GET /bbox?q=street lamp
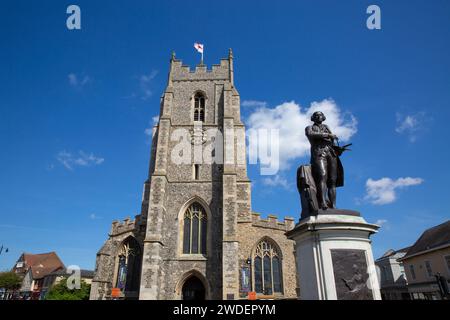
[435,273,450,300]
[0,245,9,255]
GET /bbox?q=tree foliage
[45,278,91,300]
[0,271,22,291]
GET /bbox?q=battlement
[110,216,136,236]
[251,212,295,231]
[169,49,233,82]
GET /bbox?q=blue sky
[1,0,449,270]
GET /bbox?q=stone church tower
[90,50,297,300]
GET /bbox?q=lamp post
[0,246,11,300]
[435,273,450,300]
[0,245,9,255]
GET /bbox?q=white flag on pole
[194,43,204,53]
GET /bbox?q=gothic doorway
[182,276,205,300]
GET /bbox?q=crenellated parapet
[251,212,295,231]
[110,217,137,236]
[168,49,234,83]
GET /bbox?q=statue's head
[311,111,326,123]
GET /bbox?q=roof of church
[402,220,450,259]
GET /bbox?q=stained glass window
[115,237,142,292]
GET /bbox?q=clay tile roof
[22,252,65,280]
[403,220,450,259]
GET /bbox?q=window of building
[425,261,433,277]
[381,265,387,281]
[194,93,205,122]
[386,265,393,281]
[409,264,416,280]
[444,255,450,275]
[193,164,200,180]
[253,239,283,295]
[399,264,406,281]
[183,202,207,255]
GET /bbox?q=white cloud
[144,116,160,138]
[261,175,291,190]
[57,150,104,170]
[375,219,391,230]
[89,213,101,220]
[242,100,267,108]
[246,99,357,170]
[375,219,388,226]
[68,73,77,86]
[68,73,91,88]
[395,112,429,142]
[365,177,424,205]
[138,70,158,100]
[374,218,390,230]
[396,115,418,133]
[144,128,152,137]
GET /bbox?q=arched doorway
[182,276,205,300]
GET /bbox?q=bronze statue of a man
[305,111,344,210]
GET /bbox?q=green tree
[0,271,22,291]
[45,277,91,300]
[0,271,22,299]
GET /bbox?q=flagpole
[201,51,203,65]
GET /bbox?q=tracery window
[183,202,207,254]
[115,237,141,292]
[194,93,205,122]
[253,239,283,295]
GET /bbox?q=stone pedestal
[286,212,381,300]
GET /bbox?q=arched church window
[253,239,283,295]
[183,202,207,254]
[115,237,142,292]
[194,93,205,122]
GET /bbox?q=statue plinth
[286,213,381,300]
[313,208,360,217]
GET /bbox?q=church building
[89,50,298,300]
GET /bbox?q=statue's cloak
[297,165,319,218]
[332,149,345,188]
